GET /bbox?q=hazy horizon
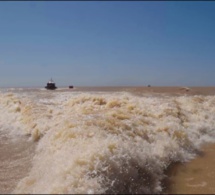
[1,84,215,89]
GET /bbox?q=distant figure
[148,85,151,87]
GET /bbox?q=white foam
[1,91,215,193]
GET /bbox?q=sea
[1,86,215,194]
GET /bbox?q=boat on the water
[69,85,74,89]
[45,78,57,90]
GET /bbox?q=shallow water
[165,143,215,194]
[0,87,215,194]
[0,131,35,194]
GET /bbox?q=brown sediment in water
[162,143,215,194]
[2,86,215,194]
[0,133,36,194]
[71,86,215,96]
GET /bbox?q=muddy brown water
[163,143,215,194]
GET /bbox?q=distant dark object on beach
[45,78,57,90]
[148,85,151,87]
[69,85,74,89]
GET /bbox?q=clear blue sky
[0,1,215,87]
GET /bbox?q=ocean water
[1,87,215,194]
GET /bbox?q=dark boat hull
[45,83,57,90]
[45,86,57,90]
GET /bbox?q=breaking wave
[1,90,215,194]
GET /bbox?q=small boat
[69,85,74,89]
[45,78,57,90]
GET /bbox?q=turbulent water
[1,87,215,194]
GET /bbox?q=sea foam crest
[1,92,215,193]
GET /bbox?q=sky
[0,1,215,87]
